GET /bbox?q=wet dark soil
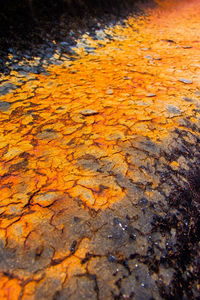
[0,0,154,75]
[152,172,200,300]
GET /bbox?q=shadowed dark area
[0,1,200,298]
[0,125,199,299]
[0,0,154,74]
[0,0,152,44]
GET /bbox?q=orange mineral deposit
[0,0,199,298]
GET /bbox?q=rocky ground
[0,0,200,299]
[0,0,153,75]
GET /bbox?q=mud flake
[182,45,192,49]
[146,93,156,97]
[80,109,99,116]
[32,191,65,207]
[167,105,182,115]
[182,96,194,102]
[36,129,59,140]
[8,158,28,173]
[107,89,113,95]
[0,101,11,111]
[179,78,193,84]
[3,147,22,160]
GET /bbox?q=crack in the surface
[23,189,41,209]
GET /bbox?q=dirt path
[0,0,200,299]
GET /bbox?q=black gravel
[0,0,154,75]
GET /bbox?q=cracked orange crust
[0,0,200,298]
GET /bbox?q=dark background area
[0,0,153,52]
[0,0,154,75]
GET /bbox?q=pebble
[182,97,193,102]
[139,198,148,206]
[179,78,193,84]
[0,101,11,111]
[95,29,106,40]
[0,83,18,95]
[36,129,59,140]
[146,93,156,97]
[60,41,70,47]
[164,39,176,43]
[167,105,181,114]
[84,46,96,52]
[107,255,116,263]
[144,55,153,60]
[80,109,99,116]
[182,45,192,49]
[107,89,113,95]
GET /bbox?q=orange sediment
[0,0,200,297]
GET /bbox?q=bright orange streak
[0,0,199,211]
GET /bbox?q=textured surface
[0,0,200,299]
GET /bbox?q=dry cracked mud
[0,0,200,299]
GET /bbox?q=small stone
[70,70,77,74]
[179,78,193,84]
[60,41,69,47]
[70,240,77,253]
[107,89,113,95]
[144,55,153,60]
[138,198,148,206]
[182,97,193,102]
[0,101,11,111]
[182,45,192,49]
[107,255,116,263]
[80,109,99,116]
[0,83,18,95]
[167,105,181,114]
[146,93,156,97]
[163,39,176,44]
[84,46,96,53]
[95,29,106,40]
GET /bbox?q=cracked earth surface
[0,0,200,299]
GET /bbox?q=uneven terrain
[0,0,200,299]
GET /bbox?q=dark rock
[182,45,192,49]
[0,101,11,111]
[167,105,181,114]
[146,93,156,97]
[80,109,99,116]
[0,83,18,95]
[182,97,194,102]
